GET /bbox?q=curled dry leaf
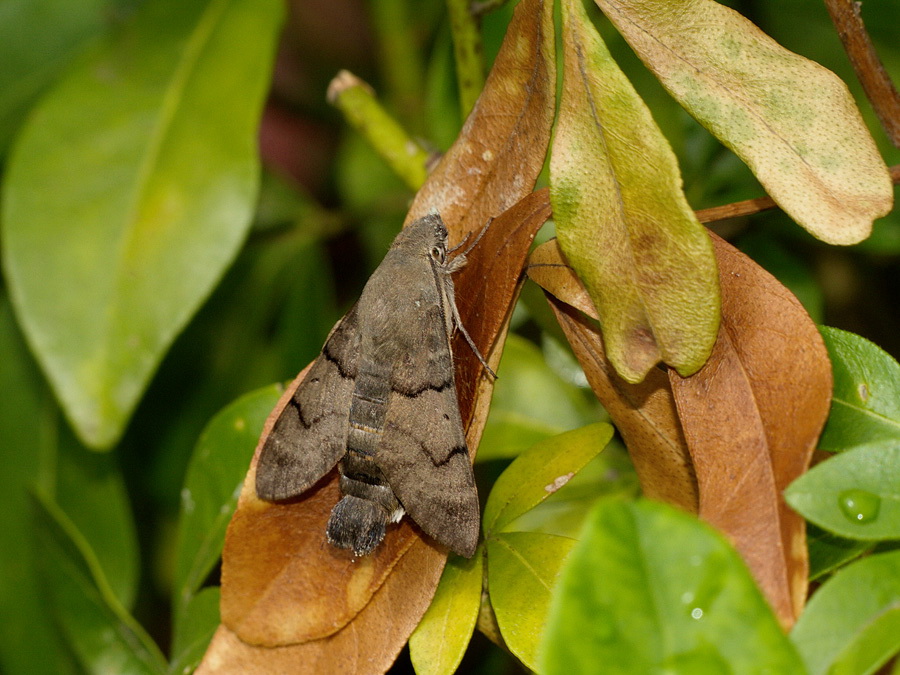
[528,233,832,627]
[204,0,555,665]
[552,0,720,384]
[593,0,893,245]
[528,240,698,514]
[669,232,832,627]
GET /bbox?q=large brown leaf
[528,233,832,627]
[669,232,832,626]
[202,0,555,662]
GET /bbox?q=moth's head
[394,212,449,260]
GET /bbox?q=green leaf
[807,525,873,581]
[0,0,120,155]
[511,441,640,540]
[785,441,900,540]
[551,0,720,383]
[170,586,220,675]
[56,426,140,609]
[482,423,614,534]
[173,384,281,620]
[0,297,72,674]
[33,491,167,675]
[819,327,900,452]
[409,551,483,675]
[593,0,892,245]
[540,499,805,674]
[791,550,900,675]
[488,532,575,671]
[2,0,285,448]
[478,334,602,462]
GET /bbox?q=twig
[823,0,900,148]
[327,71,429,191]
[696,164,899,225]
[695,195,778,224]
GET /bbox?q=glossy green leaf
[478,334,601,461]
[483,423,613,534]
[2,0,284,448]
[173,384,281,620]
[551,0,720,383]
[540,499,804,674]
[791,550,900,675]
[594,0,893,245]
[33,492,167,675]
[488,532,575,671]
[819,327,900,452]
[807,525,872,582]
[511,441,640,540]
[0,297,71,674]
[170,586,220,675]
[0,0,119,154]
[409,551,483,675]
[785,441,900,540]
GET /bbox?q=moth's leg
[448,217,493,258]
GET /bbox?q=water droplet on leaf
[838,489,880,524]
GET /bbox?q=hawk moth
[255,213,487,558]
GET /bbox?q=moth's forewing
[255,308,360,501]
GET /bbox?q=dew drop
[691,607,704,620]
[838,489,880,524]
[858,382,869,402]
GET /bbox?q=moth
[256,213,490,558]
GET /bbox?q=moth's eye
[430,246,445,263]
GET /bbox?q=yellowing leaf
[594,0,893,245]
[551,0,720,384]
[409,552,483,675]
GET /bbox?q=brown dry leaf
[213,194,550,650]
[528,234,832,627]
[199,537,446,675]
[528,240,698,513]
[669,232,832,627]
[205,0,555,657]
[404,0,555,237]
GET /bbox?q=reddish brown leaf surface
[528,234,832,627]
[529,240,698,513]
[404,0,555,238]
[204,0,555,663]
[669,232,832,626]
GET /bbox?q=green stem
[447,0,486,118]
[328,71,429,191]
[368,0,426,128]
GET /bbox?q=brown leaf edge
[528,233,832,627]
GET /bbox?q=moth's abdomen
[328,362,404,556]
